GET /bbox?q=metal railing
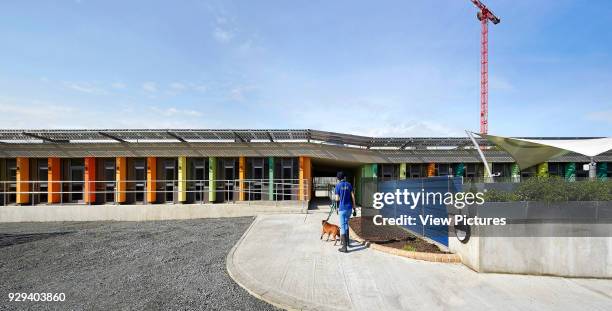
[0,178,309,206]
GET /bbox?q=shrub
[482,177,612,202]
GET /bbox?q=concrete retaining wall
[0,201,306,223]
[449,201,612,278]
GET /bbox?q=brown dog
[321,220,341,245]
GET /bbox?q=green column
[565,162,576,182]
[268,157,274,200]
[597,162,608,181]
[454,163,465,177]
[399,163,407,180]
[537,162,549,177]
[209,157,217,202]
[511,163,520,182]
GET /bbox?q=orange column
[116,157,127,203]
[299,156,312,201]
[16,157,30,204]
[427,163,436,177]
[238,156,246,201]
[147,157,157,203]
[84,157,96,204]
[48,157,60,203]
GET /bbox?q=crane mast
[469,0,500,134]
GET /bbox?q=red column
[84,157,96,204]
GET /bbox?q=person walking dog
[334,171,356,253]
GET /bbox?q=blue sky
[0,0,610,137]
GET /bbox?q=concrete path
[227,210,612,311]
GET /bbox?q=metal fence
[0,178,309,206]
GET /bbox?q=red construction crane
[469,0,500,134]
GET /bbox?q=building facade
[0,129,610,206]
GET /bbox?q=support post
[268,157,274,200]
[209,157,217,203]
[511,162,521,183]
[178,156,187,202]
[16,157,30,204]
[239,156,246,201]
[84,157,96,204]
[147,157,157,203]
[115,157,127,203]
[589,158,597,181]
[427,163,436,177]
[565,162,576,182]
[537,162,549,178]
[48,157,60,203]
[299,156,311,201]
[399,163,407,180]
[597,162,608,181]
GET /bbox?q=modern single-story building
[0,129,611,206]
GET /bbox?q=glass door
[250,158,264,200]
[280,158,294,200]
[162,160,176,203]
[222,159,236,202]
[103,159,116,203]
[69,160,84,203]
[134,160,146,203]
[37,160,48,204]
[192,159,207,203]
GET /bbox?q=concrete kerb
[348,227,461,263]
[226,216,344,311]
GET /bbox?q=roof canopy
[482,134,612,169]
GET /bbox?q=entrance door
[134,159,146,203]
[6,160,17,204]
[280,158,294,200]
[69,160,84,203]
[37,160,48,204]
[192,159,207,203]
[222,159,236,202]
[250,158,264,200]
[162,160,176,203]
[103,159,116,203]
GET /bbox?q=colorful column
[147,157,157,203]
[84,157,96,204]
[115,157,127,203]
[209,157,217,202]
[178,156,187,202]
[597,162,608,181]
[427,163,436,177]
[454,163,465,177]
[299,156,312,201]
[238,156,246,201]
[268,157,274,200]
[16,157,30,204]
[565,162,576,182]
[399,163,407,180]
[511,163,521,182]
[48,157,61,203]
[537,162,549,178]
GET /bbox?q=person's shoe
[338,243,348,253]
[339,234,345,246]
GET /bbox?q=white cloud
[63,81,106,94]
[169,82,187,91]
[213,27,234,43]
[150,106,202,117]
[142,82,158,93]
[111,82,127,89]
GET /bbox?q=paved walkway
[227,209,612,311]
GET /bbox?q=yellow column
[147,157,157,203]
[115,157,127,203]
[399,163,407,179]
[238,157,246,201]
[427,163,436,177]
[16,157,30,204]
[178,156,187,202]
[299,156,312,201]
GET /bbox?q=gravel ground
[0,218,279,311]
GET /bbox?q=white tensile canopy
[480,134,612,170]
